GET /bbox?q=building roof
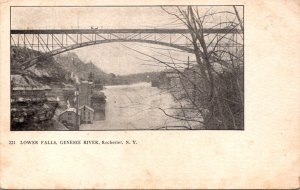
[47,97,59,102]
[63,83,76,90]
[79,105,94,112]
[81,80,93,85]
[59,107,80,116]
[91,91,106,98]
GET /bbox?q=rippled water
[80,82,192,130]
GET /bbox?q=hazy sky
[11,6,242,75]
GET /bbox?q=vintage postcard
[0,0,299,189]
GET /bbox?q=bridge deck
[11,28,241,34]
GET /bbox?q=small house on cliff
[58,108,80,127]
[79,105,94,124]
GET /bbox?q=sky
[11,6,242,75]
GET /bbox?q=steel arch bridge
[11,28,242,70]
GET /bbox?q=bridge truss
[11,28,243,69]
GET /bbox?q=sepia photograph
[10,6,244,131]
[2,1,300,189]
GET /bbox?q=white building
[79,105,94,124]
[58,107,80,127]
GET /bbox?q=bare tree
[158,6,244,129]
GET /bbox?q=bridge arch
[52,38,194,56]
[20,38,194,69]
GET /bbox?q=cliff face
[11,74,59,130]
[11,47,74,130]
[54,52,110,83]
[11,47,75,87]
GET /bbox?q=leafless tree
[159,6,244,129]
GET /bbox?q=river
[80,82,195,130]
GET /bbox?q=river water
[80,82,194,130]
